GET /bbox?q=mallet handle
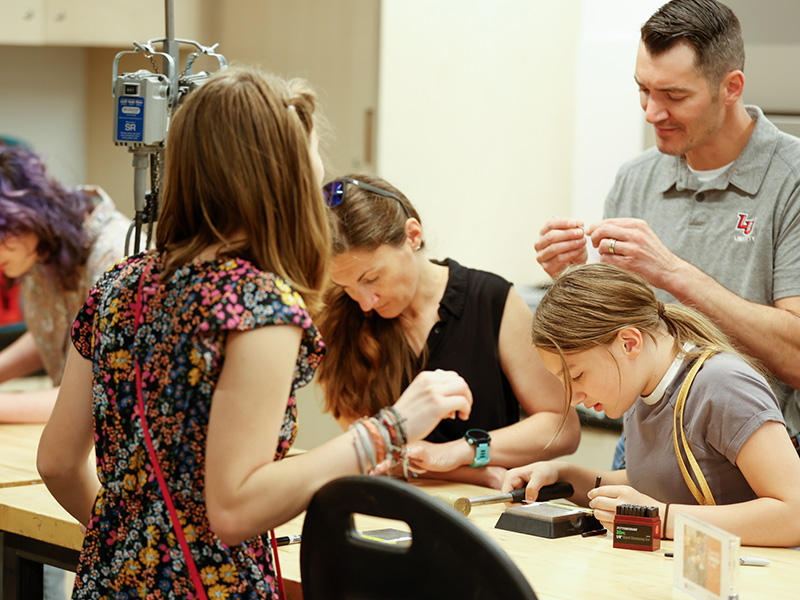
[468,482,574,506]
[535,481,574,502]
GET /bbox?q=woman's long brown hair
[315,174,424,420]
[156,66,330,313]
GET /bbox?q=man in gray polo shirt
[534,0,800,462]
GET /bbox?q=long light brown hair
[156,66,330,312]
[533,263,761,429]
[315,174,423,420]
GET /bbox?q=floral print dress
[70,252,324,599]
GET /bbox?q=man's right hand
[534,217,588,278]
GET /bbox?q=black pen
[581,528,607,538]
[276,534,302,547]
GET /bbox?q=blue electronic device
[116,96,145,143]
[113,70,170,148]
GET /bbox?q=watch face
[465,428,491,444]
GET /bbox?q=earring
[414,246,421,252]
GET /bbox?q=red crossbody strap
[270,529,286,600]
[133,261,209,599]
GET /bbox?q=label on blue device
[116,96,144,142]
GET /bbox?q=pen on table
[276,534,302,547]
[581,528,607,538]
[738,557,770,566]
[664,552,769,566]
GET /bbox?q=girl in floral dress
[38,66,473,599]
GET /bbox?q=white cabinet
[0,1,46,44]
[0,0,205,47]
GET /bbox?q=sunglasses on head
[322,177,412,219]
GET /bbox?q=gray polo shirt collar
[657,105,777,196]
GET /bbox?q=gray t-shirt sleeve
[682,353,784,464]
[625,352,784,505]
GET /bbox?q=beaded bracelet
[349,407,409,476]
[380,406,408,446]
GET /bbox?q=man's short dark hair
[642,0,745,88]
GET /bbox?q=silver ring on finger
[608,238,617,255]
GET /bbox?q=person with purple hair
[0,145,130,422]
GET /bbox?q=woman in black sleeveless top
[316,174,580,488]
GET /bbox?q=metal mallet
[435,482,575,516]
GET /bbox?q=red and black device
[612,504,661,551]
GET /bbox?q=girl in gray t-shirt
[501,263,800,547]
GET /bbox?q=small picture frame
[673,513,740,600]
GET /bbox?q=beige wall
[377,0,581,287]
[85,46,137,218]
[0,46,88,186]
[725,0,800,113]
[211,0,381,179]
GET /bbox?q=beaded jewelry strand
[349,407,409,476]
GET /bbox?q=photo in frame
[673,513,740,600]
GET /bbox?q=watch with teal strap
[464,428,491,468]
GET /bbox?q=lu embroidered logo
[736,213,755,236]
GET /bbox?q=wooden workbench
[274,479,800,600]
[0,424,798,599]
[0,424,44,488]
[0,424,80,598]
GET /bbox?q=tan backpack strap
[673,347,718,506]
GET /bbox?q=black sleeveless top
[414,259,520,443]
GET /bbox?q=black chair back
[301,476,538,600]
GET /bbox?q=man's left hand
[586,217,685,291]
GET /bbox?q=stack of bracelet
[350,406,409,476]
